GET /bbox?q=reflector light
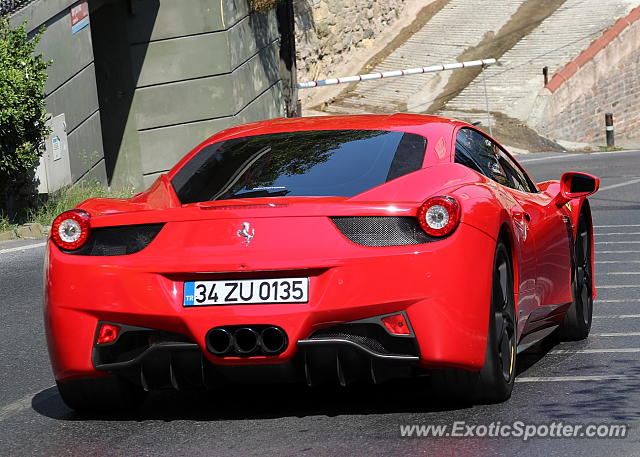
[96,323,120,345]
[51,209,91,250]
[381,314,411,335]
[417,196,461,237]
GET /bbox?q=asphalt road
[2,149,640,456]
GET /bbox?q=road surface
[1,149,639,456]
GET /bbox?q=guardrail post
[605,113,615,147]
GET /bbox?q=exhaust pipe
[234,327,260,354]
[260,326,287,354]
[206,328,233,355]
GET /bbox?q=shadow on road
[31,333,640,423]
[32,377,472,422]
[30,336,561,423]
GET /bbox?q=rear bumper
[44,222,496,383]
[88,319,420,389]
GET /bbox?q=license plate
[183,278,309,306]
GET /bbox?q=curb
[0,223,48,243]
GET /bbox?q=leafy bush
[29,183,135,227]
[250,0,280,12]
[0,18,50,222]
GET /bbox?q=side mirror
[555,172,599,207]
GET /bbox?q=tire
[430,239,517,404]
[57,375,146,412]
[558,211,593,341]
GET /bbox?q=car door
[482,131,573,306]
[490,143,572,311]
[455,128,575,333]
[454,129,538,301]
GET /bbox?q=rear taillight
[51,209,91,250]
[417,196,460,237]
[381,314,411,335]
[96,323,120,345]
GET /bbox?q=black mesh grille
[330,216,434,246]
[63,224,165,256]
[311,331,390,354]
[310,323,418,356]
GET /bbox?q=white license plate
[183,278,309,306]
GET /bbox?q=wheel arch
[497,223,520,296]
[576,198,596,299]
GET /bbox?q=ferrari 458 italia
[44,114,599,410]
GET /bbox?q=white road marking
[595,224,640,228]
[597,260,640,264]
[598,177,640,192]
[597,250,640,254]
[0,396,33,422]
[595,241,640,245]
[591,332,640,337]
[516,374,639,383]
[0,385,58,422]
[593,314,640,318]
[519,154,572,163]
[596,285,638,289]
[605,272,640,275]
[519,149,637,164]
[596,299,640,303]
[0,242,46,255]
[596,232,640,236]
[550,348,640,354]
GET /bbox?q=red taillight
[96,323,120,345]
[381,314,411,335]
[417,196,460,237]
[51,209,91,250]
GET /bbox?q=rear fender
[542,181,596,299]
[449,182,520,295]
[568,198,596,299]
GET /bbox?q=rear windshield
[171,129,426,203]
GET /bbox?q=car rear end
[44,123,496,406]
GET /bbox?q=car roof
[211,113,468,140]
[168,114,472,178]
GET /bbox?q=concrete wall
[11,0,108,187]
[10,0,287,191]
[531,7,640,145]
[294,0,418,108]
[122,0,284,188]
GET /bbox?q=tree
[0,17,50,222]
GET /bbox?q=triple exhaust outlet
[206,326,288,356]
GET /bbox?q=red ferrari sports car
[44,114,599,410]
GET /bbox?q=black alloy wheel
[559,212,593,340]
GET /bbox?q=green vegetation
[250,0,281,12]
[0,214,16,232]
[28,183,135,227]
[0,18,51,222]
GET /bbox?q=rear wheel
[57,375,146,412]
[559,212,593,341]
[430,239,517,403]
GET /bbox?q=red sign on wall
[70,1,89,35]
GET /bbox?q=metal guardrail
[0,0,35,17]
[297,58,497,89]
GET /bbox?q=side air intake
[61,223,165,256]
[330,216,435,247]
